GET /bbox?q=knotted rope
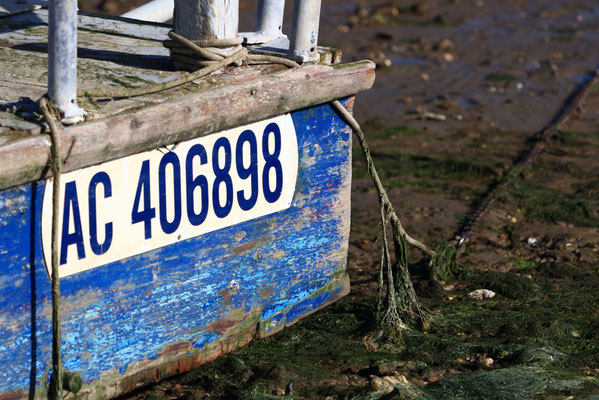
[79,31,299,100]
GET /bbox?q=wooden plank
[0,10,179,126]
[0,60,374,191]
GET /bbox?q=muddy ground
[80,0,599,398]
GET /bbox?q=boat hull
[0,101,352,399]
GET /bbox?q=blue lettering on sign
[212,137,233,218]
[43,117,297,278]
[60,181,86,265]
[185,144,209,226]
[88,171,113,255]
[236,130,259,211]
[124,125,285,232]
[131,160,156,239]
[158,152,182,234]
[262,122,283,203]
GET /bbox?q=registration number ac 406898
[41,115,298,278]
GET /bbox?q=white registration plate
[41,115,298,278]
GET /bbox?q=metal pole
[288,0,321,63]
[48,0,85,124]
[173,0,238,41]
[255,0,285,39]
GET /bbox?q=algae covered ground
[126,264,599,399]
[97,0,599,398]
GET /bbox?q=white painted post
[255,0,285,39]
[241,0,286,45]
[288,0,321,63]
[173,0,238,41]
[48,0,85,123]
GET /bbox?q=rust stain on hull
[0,391,27,400]
[204,319,238,336]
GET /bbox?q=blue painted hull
[0,102,352,399]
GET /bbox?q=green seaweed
[437,268,599,356]
[485,73,518,83]
[353,149,499,186]
[514,258,538,270]
[420,367,548,400]
[139,261,599,399]
[371,126,426,138]
[506,178,599,227]
[550,34,575,42]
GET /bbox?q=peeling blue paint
[0,101,353,397]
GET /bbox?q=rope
[79,31,300,101]
[164,31,245,69]
[164,32,301,69]
[331,100,432,333]
[40,97,63,400]
[331,100,435,258]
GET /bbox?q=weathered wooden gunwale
[0,9,375,191]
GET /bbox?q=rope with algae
[329,68,599,340]
[331,100,433,337]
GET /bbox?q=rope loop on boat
[164,31,300,70]
[164,32,245,70]
[331,99,434,334]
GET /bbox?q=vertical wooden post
[173,0,239,41]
